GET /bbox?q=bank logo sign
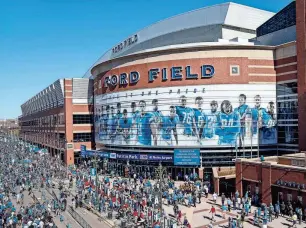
[103,65,215,88]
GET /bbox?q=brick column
[213,177,220,195]
[261,162,272,204]
[64,79,74,165]
[235,159,243,196]
[296,0,306,153]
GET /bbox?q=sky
[0,0,292,119]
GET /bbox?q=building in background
[19,78,93,165]
[88,1,300,178]
[0,119,19,137]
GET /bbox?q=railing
[67,206,92,228]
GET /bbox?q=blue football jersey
[152,110,163,123]
[161,115,179,140]
[119,118,132,139]
[234,104,249,136]
[107,116,117,136]
[175,106,195,135]
[193,108,207,138]
[251,107,272,135]
[136,113,154,145]
[234,104,249,121]
[204,111,219,138]
[215,111,240,145]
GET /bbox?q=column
[64,79,74,165]
[235,159,243,197]
[261,162,272,204]
[296,0,306,153]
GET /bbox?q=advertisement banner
[95,84,277,148]
[174,149,200,166]
[109,153,117,159]
[117,153,140,160]
[148,154,173,161]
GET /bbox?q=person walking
[209,205,216,222]
[221,193,225,206]
[292,213,297,228]
[274,202,280,219]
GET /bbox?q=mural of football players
[215,100,240,146]
[234,94,249,146]
[160,106,179,146]
[204,100,219,144]
[118,109,132,145]
[175,95,198,144]
[193,97,206,140]
[107,106,117,144]
[136,100,157,146]
[130,102,139,145]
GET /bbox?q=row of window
[73,115,92,124]
[73,133,93,142]
[21,115,93,127]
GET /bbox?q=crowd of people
[1,135,306,228]
[0,137,72,227]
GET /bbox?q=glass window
[278,126,298,144]
[73,115,92,124]
[73,133,92,142]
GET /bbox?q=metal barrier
[67,206,92,228]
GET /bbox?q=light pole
[155,162,167,228]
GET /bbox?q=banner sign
[81,149,109,158]
[117,153,139,160]
[116,153,173,162]
[174,149,200,166]
[147,154,173,161]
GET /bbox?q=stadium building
[89,1,302,179]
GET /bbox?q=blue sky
[0,0,292,118]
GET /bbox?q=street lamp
[155,162,167,228]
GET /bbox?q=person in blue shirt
[151,99,163,144]
[204,100,219,139]
[175,95,198,140]
[262,101,277,144]
[136,100,157,146]
[215,100,240,146]
[193,97,207,140]
[130,102,139,145]
[101,105,110,143]
[234,94,249,146]
[107,106,118,144]
[118,109,132,145]
[251,95,273,138]
[160,106,179,146]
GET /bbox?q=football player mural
[95,84,277,147]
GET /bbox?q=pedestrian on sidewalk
[209,205,216,222]
[222,204,227,219]
[221,193,225,206]
[212,192,217,204]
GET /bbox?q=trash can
[121,219,126,228]
[107,210,112,219]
